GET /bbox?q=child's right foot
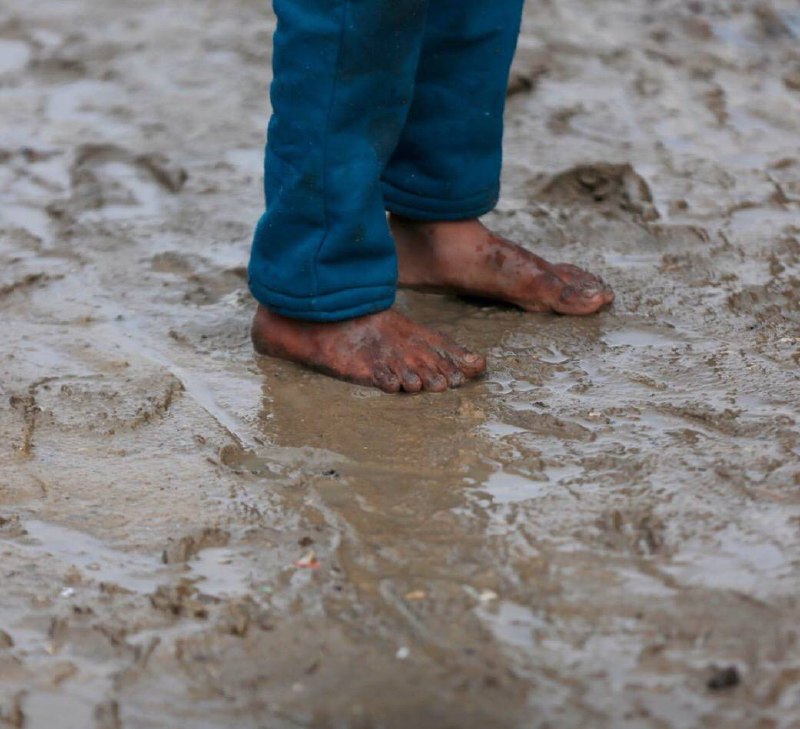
[251,306,487,393]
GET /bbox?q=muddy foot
[391,215,615,315]
[251,306,487,393]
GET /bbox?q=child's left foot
[391,215,614,315]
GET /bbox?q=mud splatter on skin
[251,306,486,393]
[392,217,615,314]
[1,1,800,728]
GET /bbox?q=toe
[553,262,602,282]
[525,266,613,315]
[525,270,573,312]
[436,357,465,388]
[417,365,449,393]
[399,368,423,393]
[455,350,487,379]
[553,263,607,291]
[555,284,611,315]
[372,364,401,393]
[447,348,487,379]
[422,330,487,379]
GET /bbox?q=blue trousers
[248,0,525,321]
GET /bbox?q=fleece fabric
[248,0,525,321]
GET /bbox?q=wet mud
[1,1,800,727]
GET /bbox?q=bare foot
[391,215,615,315]
[251,306,486,393]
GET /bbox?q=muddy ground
[1,0,799,727]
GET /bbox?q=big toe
[553,263,605,290]
[452,349,487,379]
[549,265,614,314]
[554,284,613,315]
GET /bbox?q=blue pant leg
[381,0,525,221]
[249,0,429,321]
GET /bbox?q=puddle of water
[482,420,529,439]
[9,522,258,601]
[189,547,254,598]
[18,520,164,593]
[477,601,547,652]
[485,373,515,396]
[479,470,549,504]
[485,373,540,396]
[0,204,53,242]
[663,524,797,597]
[784,12,800,38]
[604,327,683,349]
[22,692,96,729]
[0,39,31,74]
[545,463,583,485]
[537,347,570,365]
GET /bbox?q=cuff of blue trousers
[249,279,396,322]
[382,180,500,221]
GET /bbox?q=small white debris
[395,646,410,660]
[60,587,75,598]
[478,590,499,603]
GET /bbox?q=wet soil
[1,1,800,727]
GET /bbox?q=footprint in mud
[23,371,184,440]
[68,143,187,217]
[150,251,248,306]
[530,163,660,223]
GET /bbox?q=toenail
[404,373,421,387]
[464,353,480,363]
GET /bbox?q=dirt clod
[707,665,741,691]
[531,163,660,222]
